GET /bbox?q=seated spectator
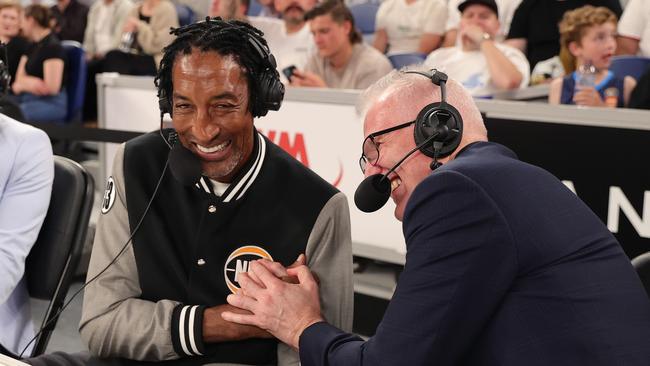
[629,65,650,108]
[617,0,649,56]
[0,109,54,356]
[372,0,447,55]
[549,5,636,107]
[291,0,392,89]
[505,0,622,70]
[424,0,529,97]
[10,4,67,123]
[0,1,29,87]
[443,0,521,47]
[209,0,248,20]
[102,0,178,76]
[82,0,133,120]
[249,0,317,83]
[51,0,89,42]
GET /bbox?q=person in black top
[0,1,30,88]
[629,65,650,109]
[50,0,88,43]
[505,0,622,69]
[10,4,66,123]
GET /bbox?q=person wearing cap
[424,0,529,97]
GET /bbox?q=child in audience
[549,5,636,107]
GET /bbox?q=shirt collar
[193,130,266,203]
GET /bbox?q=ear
[568,41,581,57]
[343,20,352,37]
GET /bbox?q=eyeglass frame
[358,120,415,173]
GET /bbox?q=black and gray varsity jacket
[79,130,353,365]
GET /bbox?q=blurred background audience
[425,0,529,97]
[51,0,89,42]
[617,0,649,56]
[0,1,29,87]
[101,0,177,76]
[372,0,447,56]
[10,4,67,123]
[443,0,520,47]
[291,0,391,89]
[549,5,636,107]
[82,0,132,121]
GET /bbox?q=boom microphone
[354,132,439,213]
[169,142,202,186]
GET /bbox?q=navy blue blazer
[299,142,650,365]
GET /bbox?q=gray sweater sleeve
[79,145,182,361]
[277,191,354,365]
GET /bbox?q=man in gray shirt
[289,0,393,90]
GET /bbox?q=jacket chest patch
[223,245,273,294]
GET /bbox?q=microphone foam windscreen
[169,142,202,186]
[354,174,391,213]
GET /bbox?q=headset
[405,69,463,165]
[354,69,465,213]
[157,27,284,119]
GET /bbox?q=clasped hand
[221,256,324,350]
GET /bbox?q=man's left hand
[222,260,324,349]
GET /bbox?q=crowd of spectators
[0,0,647,126]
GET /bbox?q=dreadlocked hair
[155,17,271,117]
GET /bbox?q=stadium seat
[247,0,263,16]
[632,252,650,299]
[25,156,94,356]
[175,3,195,26]
[61,41,87,124]
[388,53,426,69]
[350,3,379,36]
[609,56,650,81]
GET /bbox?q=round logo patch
[224,246,273,293]
[101,177,116,214]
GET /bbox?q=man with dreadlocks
[79,18,353,365]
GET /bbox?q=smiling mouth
[195,140,230,154]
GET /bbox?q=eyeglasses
[359,120,415,173]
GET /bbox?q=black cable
[19,158,171,359]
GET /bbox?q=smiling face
[570,22,617,70]
[171,49,254,183]
[362,88,433,221]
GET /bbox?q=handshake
[221,254,325,350]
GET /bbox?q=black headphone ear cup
[252,71,285,117]
[413,102,463,158]
[158,89,172,116]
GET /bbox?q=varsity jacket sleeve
[79,144,184,361]
[277,191,354,365]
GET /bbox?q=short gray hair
[357,65,487,141]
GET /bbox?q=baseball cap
[458,0,499,17]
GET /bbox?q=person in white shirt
[372,0,447,55]
[425,0,529,97]
[616,0,650,56]
[443,0,521,47]
[249,0,317,83]
[82,0,133,120]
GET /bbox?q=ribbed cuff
[171,304,206,357]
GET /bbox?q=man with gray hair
[222,67,650,365]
